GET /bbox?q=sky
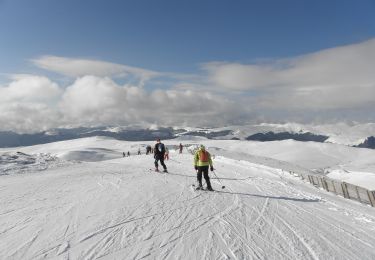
[1,0,375,133]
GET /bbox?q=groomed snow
[1,137,375,259]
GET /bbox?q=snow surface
[1,137,375,259]
[327,170,375,190]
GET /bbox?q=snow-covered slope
[1,137,375,259]
[208,139,375,172]
[198,122,375,145]
[327,169,375,190]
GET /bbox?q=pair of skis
[149,168,226,191]
[150,168,168,173]
[191,184,218,192]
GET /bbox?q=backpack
[157,143,165,153]
[198,150,209,162]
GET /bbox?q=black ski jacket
[154,143,165,159]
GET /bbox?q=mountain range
[1,123,374,149]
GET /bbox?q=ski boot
[206,179,214,191]
[195,181,203,190]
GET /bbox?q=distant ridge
[0,127,177,148]
[1,123,374,149]
[356,136,375,149]
[246,131,329,143]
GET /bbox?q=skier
[164,147,169,160]
[146,145,151,155]
[138,148,141,155]
[179,143,183,154]
[194,145,214,191]
[127,151,130,157]
[123,152,126,157]
[154,138,167,172]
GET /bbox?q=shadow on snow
[215,190,321,203]
[166,173,320,203]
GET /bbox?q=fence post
[332,180,338,194]
[320,177,327,190]
[312,176,318,186]
[368,190,375,207]
[341,182,349,199]
[308,175,313,184]
[355,185,361,202]
[322,178,329,191]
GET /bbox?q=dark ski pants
[154,154,167,170]
[197,166,212,189]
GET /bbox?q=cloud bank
[0,74,239,133]
[205,38,375,110]
[32,56,160,86]
[1,38,375,132]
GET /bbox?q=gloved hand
[194,166,198,171]
[210,166,214,171]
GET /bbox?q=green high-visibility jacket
[194,149,213,167]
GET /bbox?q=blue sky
[1,0,374,74]
[1,0,375,132]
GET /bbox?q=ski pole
[212,170,225,189]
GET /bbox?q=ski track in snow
[1,146,375,260]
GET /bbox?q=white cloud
[0,74,242,132]
[206,39,375,90]
[0,102,60,133]
[32,56,160,86]
[59,75,240,127]
[204,62,282,90]
[204,38,375,110]
[0,74,61,102]
[60,76,123,120]
[0,75,63,132]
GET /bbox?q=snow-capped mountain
[1,122,375,149]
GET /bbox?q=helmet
[200,144,205,150]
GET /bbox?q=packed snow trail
[1,152,375,259]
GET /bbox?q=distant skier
[127,151,130,157]
[194,145,214,191]
[164,147,169,160]
[123,152,126,157]
[138,148,141,155]
[179,143,183,154]
[146,145,151,155]
[154,138,167,172]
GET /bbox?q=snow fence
[290,171,375,207]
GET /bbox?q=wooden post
[367,190,375,207]
[313,176,318,186]
[308,175,313,184]
[355,185,361,202]
[322,178,329,191]
[319,177,326,189]
[341,182,349,199]
[332,180,337,194]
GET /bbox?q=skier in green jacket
[194,145,214,191]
